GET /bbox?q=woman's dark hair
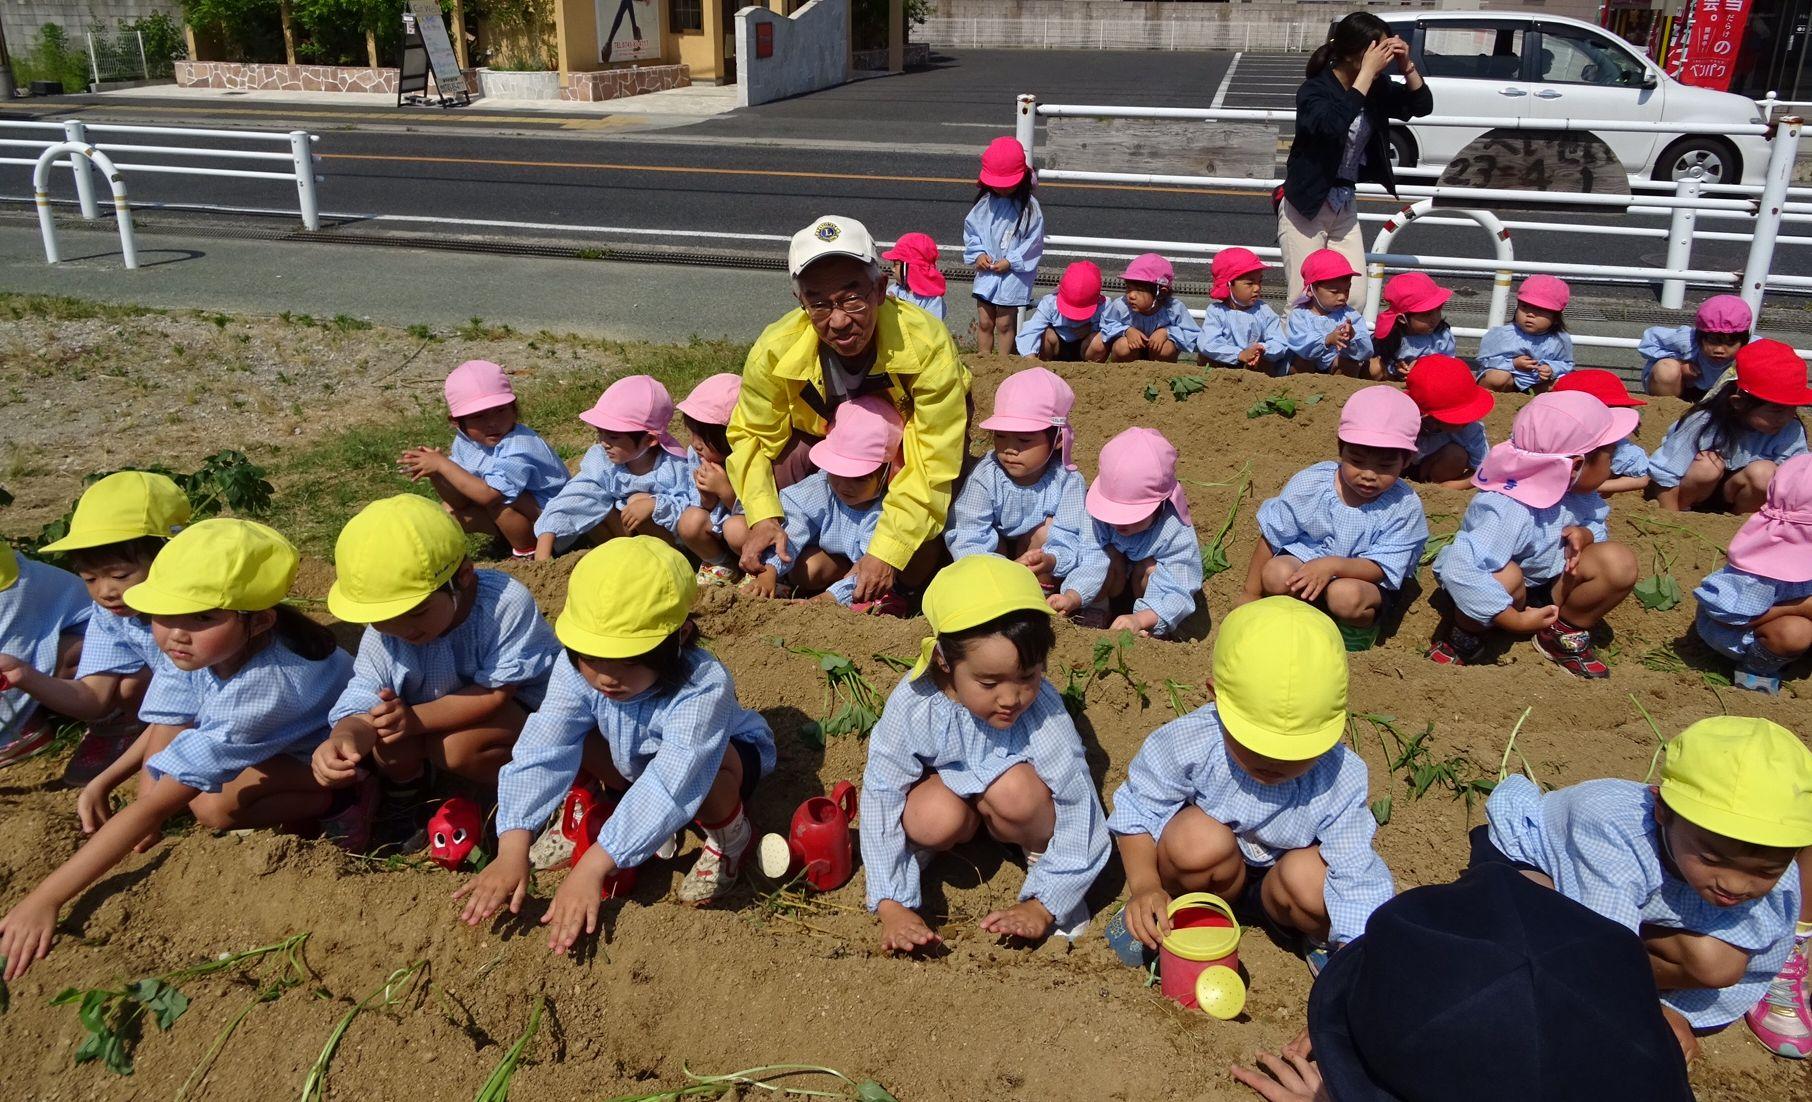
[975,173,1038,237]
[63,536,166,574]
[567,618,699,697]
[938,609,1056,674]
[1306,12,1391,78]
[272,605,340,662]
[682,413,730,459]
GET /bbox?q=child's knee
[902,778,980,850]
[1269,846,1330,913]
[1585,540,1639,587]
[677,507,713,545]
[981,763,1053,826]
[1158,808,1241,877]
[188,793,236,831]
[1260,554,1299,595]
[1324,579,1383,623]
[1656,934,1750,990]
[1738,460,1777,491]
[1759,615,1812,655]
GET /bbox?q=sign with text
[1665,0,1751,92]
[1435,131,1631,212]
[406,0,467,96]
[597,0,663,62]
[755,21,773,59]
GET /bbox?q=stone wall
[736,0,848,108]
[3,0,177,53]
[560,63,691,100]
[173,60,480,94]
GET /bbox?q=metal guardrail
[917,17,1320,53]
[0,120,323,231]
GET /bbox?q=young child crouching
[313,495,562,847]
[401,360,569,558]
[533,375,696,559]
[1642,295,1751,400]
[0,520,356,982]
[456,538,774,939]
[1110,598,1394,974]
[1245,387,1429,652]
[0,545,90,771]
[1693,455,1812,695]
[1476,276,1574,394]
[1094,254,1200,364]
[1649,340,1811,515]
[1403,354,1494,490]
[1015,262,1106,363]
[1047,428,1203,638]
[674,373,751,588]
[1198,248,1286,374]
[945,367,1085,592]
[1479,718,1811,1062]
[1430,392,1639,678]
[1368,271,1455,381]
[861,556,1108,952]
[1554,370,1651,497]
[1285,249,1373,376]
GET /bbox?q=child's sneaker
[1746,939,1812,1059]
[1735,666,1784,695]
[851,592,911,618]
[1533,621,1610,679]
[59,725,135,787]
[531,778,603,871]
[0,717,53,770]
[529,815,576,871]
[1428,627,1484,667]
[695,562,742,588]
[1304,939,1332,978]
[679,805,752,906]
[1338,622,1379,653]
[320,774,380,853]
[369,770,432,854]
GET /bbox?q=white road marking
[1210,51,1243,110]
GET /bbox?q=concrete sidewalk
[89,82,742,119]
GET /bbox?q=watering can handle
[832,780,859,821]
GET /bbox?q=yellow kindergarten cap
[124,518,298,616]
[328,495,468,623]
[40,471,191,554]
[556,537,695,658]
[1211,597,1348,762]
[0,543,16,592]
[910,555,1053,679]
[1658,717,1812,848]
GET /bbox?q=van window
[1536,28,1649,87]
[1421,25,1527,81]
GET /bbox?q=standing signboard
[1665,0,1752,92]
[400,0,469,106]
[597,0,663,62]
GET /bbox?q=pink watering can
[758,781,859,892]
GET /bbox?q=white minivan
[1374,12,1770,186]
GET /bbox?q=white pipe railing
[34,143,136,269]
[0,120,324,231]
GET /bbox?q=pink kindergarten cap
[1210,248,1267,302]
[881,232,948,299]
[1375,271,1453,340]
[1472,392,1639,508]
[1338,386,1422,453]
[1123,253,1175,290]
[1517,275,1570,313]
[1086,428,1192,526]
[579,375,688,457]
[979,367,1077,470]
[675,372,743,426]
[1727,454,1812,583]
[444,360,516,418]
[1693,294,1753,334]
[1056,261,1105,322]
[1301,248,1359,287]
[977,136,1030,190]
[809,394,904,478]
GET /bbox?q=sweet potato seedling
[474,995,544,1102]
[605,1063,898,1101]
[176,933,316,1101]
[1161,678,1196,717]
[300,959,428,1102]
[1093,631,1150,709]
[1246,391,1322,420]
[777,640,884,744]
[1495,707,1540,787]
[1142,374,1207,403]
[1188,463,1251,580]
[1630,693,1671,785]
[1633,546,1683,613]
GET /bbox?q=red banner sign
[1666,0,1751,92]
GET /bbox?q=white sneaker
[528,815,575,871]
[678,819,750,905]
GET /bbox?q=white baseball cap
[788,216,878,277]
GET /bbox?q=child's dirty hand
[980,899,1054,941]
[542,864,604,955]
[453,848,531,926]
[0,894,59,981]
[877,900,941,954]
[1123,888,1171,949]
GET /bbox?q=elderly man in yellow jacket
[731,215,973,605]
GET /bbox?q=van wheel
[1387,128,1417,169]
[1652,137,1738,185]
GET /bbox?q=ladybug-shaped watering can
[427,796,483,870]
[757,780,859,892]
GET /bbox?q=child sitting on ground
[1476,276,1574,393]
[861,556,1109,952]
[1198,247,1286,374]
[750,395,905,613]
[882,232,948,321]
[0,520,357,982]
[401,360,569,558]
[1642,295,1752,400]
[1245,387,1430,652]
[1555,370,1651,497]
[1015,262,1106,362]
[312,496,562,846]
[1649,340,1811,515]
[966,137,1044,354]
[455,537,774,932]
[674,374,751,587]
[0,545,90,771]
[1403,354,1494,490]
[0,472,187,784]
[1369,271,1456,381]
[1285,249,1373,375]
[1110,597,1394,975]
[1047,428,1203,638]
[1430,392,1640,678]
[1479,717,1811,1063]
[1693,455,1812,695]
[945,367,1086,592]
[1095,254,1200,364]
[532,375,695,559]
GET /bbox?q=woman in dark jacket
[1279,12,1432,312]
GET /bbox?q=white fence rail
[917,17,1319,53]
[0,120,322,230]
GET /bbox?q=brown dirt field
[2,352,1810,1101]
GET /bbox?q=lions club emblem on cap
[814,221,840,242]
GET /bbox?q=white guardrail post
[60,120,100,220]
[1016,93,1037,170]
[1363,199,1516,328]
[1661,169,1701,311]
[34,142,137,269]
[1741,116,1802,321]
[289,131,321,231]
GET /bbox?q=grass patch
[0,293,167,323]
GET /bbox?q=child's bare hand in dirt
[77,776,117,834]
[1110,610,1159,637]
[744,568,779,599]
[1501,604,1560,634]
[1228,1049,1325,1102]
[1047,591,1082,615]
[1122,888,1172,949]
[0,894,59,981]
[453,846,531,926]
[618,494,657,535]
[877,900,941,954]
[542,862,605,954]
[1282,1028,1312,1060]
[1287,559,1342,602]
[397,447,448,480]
[980,899,1054,941]
[1662,1004,1700,1064]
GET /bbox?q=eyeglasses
[801,292,873,322]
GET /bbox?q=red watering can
[561,777,638,899]
[758,781,859,892]
[427,796,484,870]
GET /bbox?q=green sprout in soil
[176,934,317,1101]
[870,652,914,674]
[605,1064,898,1101]
[1094,631,1150,708]
[1495,706,1541,787]
[776,640,884,744]
[1420,529,1456,567]
[1247,391,1322,420]
[1190,463,1252,580]
[1161,678,1196,717]
[474,995,544,1102]
[300,959,427,1102]
[52,932,311,1077]
[1633,545,1683,613]
[1631,693,1671,785]
[1350,712,1495,819]
[1143,374,1207,403]
[20,451,274,555]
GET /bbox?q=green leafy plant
[870,652,914,674]
[1246,391,1322,420]
[474,995,544,1102]
[777,641,884,744]
[176,934,315,1101]
[1158,374,1208,402]
[1631,693,1670,784]
[1419,526,1456,567]
[300,959,427,1102]
[330,314,372,332]
[52,933,310,1077]
[605,1064,897,1101]
[1161,677,1196,717]
[1093,631,1149,708]
[1192,463,1252,580]
[1369,794,1392,826]
[1633,546,1683,612]
[1350,712,1494,813]
[20,450,275,554]
[1494,706,1540,786]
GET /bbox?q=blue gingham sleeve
[495,658,594,834]
[960,197,987,264]
[1059,512,1113,607]
[1544,332,1576,377]
[327,628,392,726]
[1646,411,1709,489]
[945,459,1006,560]
[1161,297,1202,356]
[1006,198,1044,273]
[137,667,201,727]
[770,476,829,579]
[1014,298,1061,357]
[1096,298,1134,344]
[147,650,351,793]
[1611,439,1650,479]
[1197,306,1243,364]
[1433,493,1530,622]
[1315,749,1395,946]
[1474,324,1524,376]
[1256,305,1290,365]
[1343,312,1374,363]
[1485,776,1652,933]
[860,678,938,910]
[73,612,150,679]
[1134,512,1204,635]
[1041,472,1090,583]
[473,576,560,691]
[1286,308,1339,370]
[1019,684,1110,918]
[1662,879,1801,1029]
[1367,489,1431,589]
[645,454,697,533]
[1105,715,1205,839]
[534,447,614,539]
[1692,567,1783,626]
[1637,324,1693,370]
